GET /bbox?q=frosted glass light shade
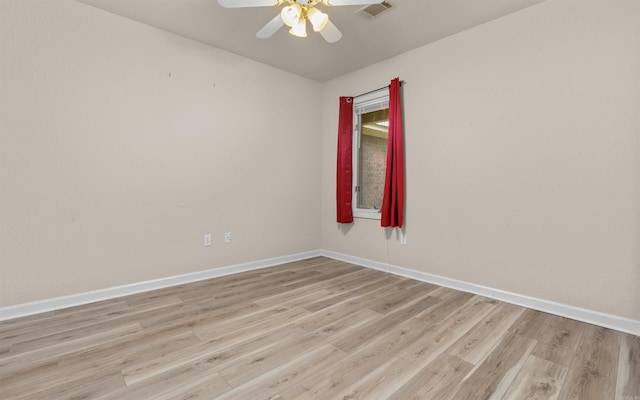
[289,18,307,37]
[280,4,302,27]
[307,7,328,32]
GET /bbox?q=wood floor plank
[395,295,498,368]
[532,315,585,367]
[0,323,144,375]
[558,325,621,400]
[331,294,441,353]
[214,344,346,400]
[16,370,125,400]
[293,279,399,333]
[2,330,202,398]
[158,373,231,400]
[388,352,474,400]
[301,275,402,313]
[10,316,146,355]
[452,331,538,400]
[279,315,435,400]
[121,323,306,385]
[501,355,568,400]
[175,273,267,301]
[122,294,183,313]
[56,328,202,370]
[217,330,324,387]
[415,288,477,324]
[137,299,262,335]
[282,268,384,296]
[333,356,422,400]
[510,308,555,340]
[206,279,290,303]
[447,301,525,364]
[0,300,132,348]
[254,287,335,309]
[615,334,640,399]
[307,307,381,340]
[0,360,59,393]
[192,305,310,340]
[367,281,438,314]
[193,308,310,352]
[502,355,568,400]
[96,360,230,400]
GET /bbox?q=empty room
[0,0,638,399]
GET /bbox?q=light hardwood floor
[1,257,638,399]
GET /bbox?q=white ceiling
[77,0,545,82]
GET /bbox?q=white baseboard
[0,250,322,322]
[321,250,640,336]
[2,249,638,336]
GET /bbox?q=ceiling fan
[217,0,384,43]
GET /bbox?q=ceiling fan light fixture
[289,18,307,37]
[219,0,356,42]
[280,3,302,27]
[307,7,328,32]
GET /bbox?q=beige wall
[320,0,640,320]
[0,0,321,306]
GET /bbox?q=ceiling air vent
[355,1,395,20]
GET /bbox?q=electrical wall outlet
[224,232,232,244]
[400,232,408,245]
[203,233,212,246]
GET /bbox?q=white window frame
[352,88,390,220]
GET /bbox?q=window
[353,88,389,219]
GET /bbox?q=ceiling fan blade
[217,0,280,8]
[256,14,285,39]
[323,0,383,6]
[319,19,342,43]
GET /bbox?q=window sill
[353,209,381,220]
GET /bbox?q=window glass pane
[358,107,388,210]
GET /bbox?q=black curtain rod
[354,80,405,98]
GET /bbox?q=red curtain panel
[381,78,404,228]
[336,96,354,223]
